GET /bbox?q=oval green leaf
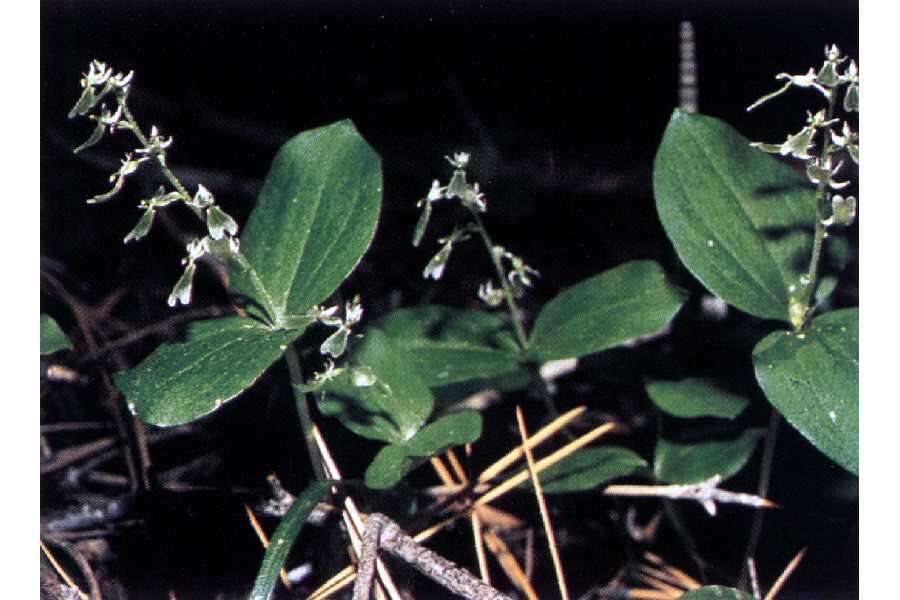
[528,260,684,361]
[249,480,332,600]
[318,328,433,444]
[364,445,412,489]
[376,305,523,387]
[406,410,483,456]
[680,587,754,600]
[653,110,834,322]
[539,447,647,494]
[114,316,308,427]
[41,314,72,354]
[364,410,483,489]
[753,308,858,474]
[646,378,749,420]
[654,428,765,484]
[230,120,382,325]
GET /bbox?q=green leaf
[654,428,765,484]
[114,316,309,427]
[230,120,382,325]
[40,314,72,354]
[653,110,843,323]
[113,121,382,428]
[430,369,532,413]
[319,328,433,444]
[376,305,524,387]
[753,308,858,474]
[539,447,646,493]
[646,378,749,420]
[249,481,332,600]
[364,410,483,489]
[528,260,684,361]
[679,587,754,600]
[405,410,483,456]
[364,445,413,489]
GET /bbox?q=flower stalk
[70,60,249,310]
[748,45,858,330]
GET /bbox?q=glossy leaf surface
[753,308,858,474]
[364,410,482,489]
[318,328,433,444]
[654,428,765,484]
[528,260,684,361]
[680,587,754,600]
[654,110,837,322]
[116,121,382,427]
[114,317,307,426]
[646,378,749,420]
[41,314,72,354]
[376,305,523,387]
[539,447,647,493]
[405,409,483,456]
[364,445,410,490]
[230,120,382,324]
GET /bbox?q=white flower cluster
[749,45,858,230]
[70,60,243,308]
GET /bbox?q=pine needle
[243,503,291,589]
[429,455,455,486]
[483,528,539,600]
[470,511,492,585]
[515,406,570,600]
[430,452,492,585]
[478,406,587,483]
[643,552,701,590]
[476,421,616,508]
[311,426,402,600]
[446,448,468,482]
[40,539,89,600]
[763,547,806,600]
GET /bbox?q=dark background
[41,2,858,598]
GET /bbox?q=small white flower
[478,280,504,307]
[427,179,444,202]
[446,152,471,169]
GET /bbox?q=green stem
[738,407,780,590]
[663,499,709,582]
[230,251,279,324]
[527,362,565,424]
[467,209,566,422]
[798,91,838,330]
[121,103,192,201]
[284,344,326,481]
[468,210,529,352]
[123,101,282,327]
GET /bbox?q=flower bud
[206,205,239,240]
[830,195,857,226]
[167,262,197,307]
[124,208,155,243]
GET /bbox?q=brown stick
[352,514,514,600]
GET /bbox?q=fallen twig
[604,475,777,516]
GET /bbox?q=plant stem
[527,363,565,425]
[230,251,279,324]
[121,103,192,201]
[662,499,709,582]
[468,209,567,419]
[284,344,326,481]
[798,91,838,330]
[123,100,282,326]
[468,210,529,352]
[738,407,780,590]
